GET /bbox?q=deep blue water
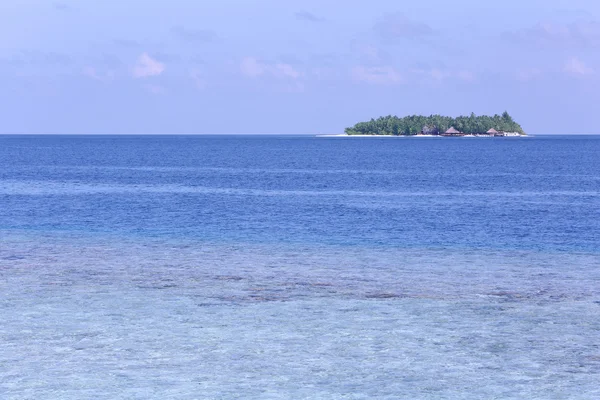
[1,134,599,251]
[1,135,600,399]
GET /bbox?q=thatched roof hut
[486,128,499,134]
[445,127,461,135]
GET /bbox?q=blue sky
[1,0,599,134]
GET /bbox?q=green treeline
[345,112,525,135]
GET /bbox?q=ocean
[1,135,599,399]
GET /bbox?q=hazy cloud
[85,54,123,69]
[82,66,115,82]
[275,64,301,79]
[240,57,301,80]
[279,54,304,66]
[411,67,475,83]
[1,51,72,67]
[171,26,217,43]
[82,66,100,80]
[280,81,305,93]
[551,8,593,18]
[143,84,166,94]
[456,70,475,82]
[152,52,181,63]
[190,69,206,89]
[113,38,142,48]
[564,57,594,76]
[352,43,394,65]
[507,21,600,48]
[351,66,403,85]
[188,55,205,65]
[53,2,70,11]
[515,67,542,82]
[374,12,433,43]
[37,52,72,65]
[240,57,265,78]
[310,53,340,67]
[132,53,165,78]
[294,11,324,22]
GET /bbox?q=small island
[345,112,526,137]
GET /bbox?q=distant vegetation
[345,112,525,135]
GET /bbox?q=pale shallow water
[1,135,600,398]
[2,234,600,399]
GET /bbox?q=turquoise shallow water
[1,135,600,398]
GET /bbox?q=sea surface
[1,135,599,399]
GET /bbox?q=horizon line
[2,132,600,136]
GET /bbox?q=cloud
[374,12,433,43]
[411,67,475,83]
[82,66,115,82]
[240,57,265,78]
[507,20,600,48]
[351,66,403,85]
[564,57,594,76]
[240,57,302,80]
[171,26,217,43]
[274,63,301,79]
[132,53,165,78]
[352,44,393,65]
[294,11,324,22]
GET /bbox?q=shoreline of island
[316,133,528,138]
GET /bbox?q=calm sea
[1,135,599,399]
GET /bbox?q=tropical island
[345,112,526,136]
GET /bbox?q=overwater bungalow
[486,128,499,136]
[443,127,462,136]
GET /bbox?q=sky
[1,0,600,134]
